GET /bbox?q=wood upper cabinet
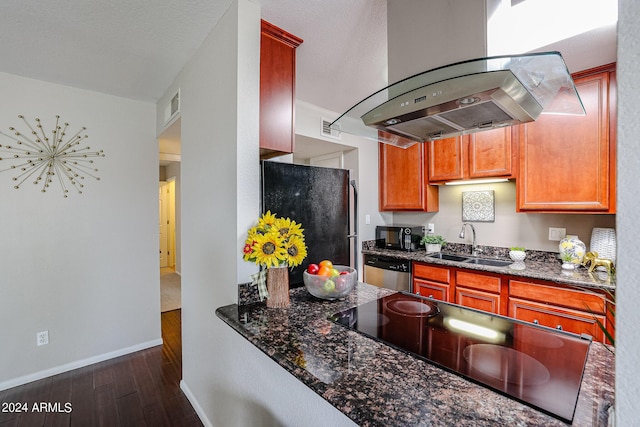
[468,127,516,178]
[259,20,303,157]
[379,133,439,211]
[517,64,616,212]
[428,136,465,181]
[428,128,515,183]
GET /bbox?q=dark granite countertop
[216,283,615,426]
[363,247,616,292]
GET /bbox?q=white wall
[159,1,356,425]
[0,72,159,389]
[387,0,487,82]
[615,0,640,424]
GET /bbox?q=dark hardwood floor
[0,310,203,427]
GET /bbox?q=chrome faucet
[459,222,482,256]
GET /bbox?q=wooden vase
[266,267,290,308]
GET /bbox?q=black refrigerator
[261,161,356,287]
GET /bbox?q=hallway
[161,267,181,312]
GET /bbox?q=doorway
[159,179,176,269]
[159,178,180,312]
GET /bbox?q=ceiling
[0,0,386,115]
[1,1,616,165]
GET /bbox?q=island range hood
[329,52,585,148]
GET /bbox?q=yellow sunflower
[258,210,278,229]
[284,235,308,267]
[252,231,287,268]
[273,217,304,240]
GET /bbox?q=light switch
[548,227,566,241]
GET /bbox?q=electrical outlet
[548,227,566,241]
[37,331,49,346]
[427,223,435,234]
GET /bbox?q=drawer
[509,280,606,314]
[413,263,451,284]
[456,270,501,293]
[509,297,606,342]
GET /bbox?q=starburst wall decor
[0,115,105,197]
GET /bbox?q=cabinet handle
[428,294,434,298]
[556,325,563,331]
[533,319,539,325]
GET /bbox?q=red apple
[307,263,319,275]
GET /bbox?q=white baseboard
[0,338,163,391]
[180,379,212,427]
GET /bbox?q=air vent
[164,89,180,125]
[321,118,341,140]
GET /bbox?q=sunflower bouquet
[243,211,308,300]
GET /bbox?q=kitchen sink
[463,258,513,267]
[427,252,512,267]
[427,253,471,262]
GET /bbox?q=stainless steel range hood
[330,52,585,148]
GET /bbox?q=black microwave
[375,225,424,251]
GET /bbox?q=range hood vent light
[330,52,584,148]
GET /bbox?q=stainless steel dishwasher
[363,254,411,292]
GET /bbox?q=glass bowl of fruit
[303,261,357,300]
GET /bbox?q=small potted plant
[509,246,526,262]
[421,235,446,253]
[560,252,575,270]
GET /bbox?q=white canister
[559,235,586,265]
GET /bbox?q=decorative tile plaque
[462,190,495,222]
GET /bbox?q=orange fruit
[317,265,332,276]
[319,260,333,269]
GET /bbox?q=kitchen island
[216,283,614,426]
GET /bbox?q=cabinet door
[468,127,515,178]
[413,279,450,301]
[259,21,302,155]
[428,137,465,181]
[509,298,605,342]
[379,139,439,211]
[517,66,614,212]
[455,287,501,314]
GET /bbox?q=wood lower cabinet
[517,64,616,212]
[379,137,439,211]
[412,263,451,301]
[410,262,613,343]
[509,279,609,343]
[428,128,515,183]
[509,298,606,342]
[454,270,505,315]
[259,20,303,157]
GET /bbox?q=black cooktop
[328,292,591,423]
